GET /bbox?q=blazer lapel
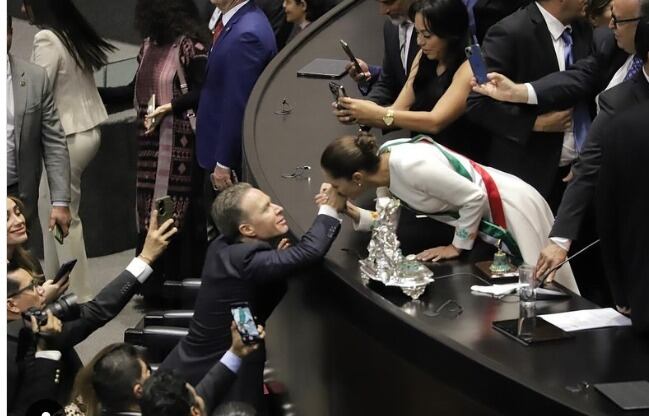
[633,75,649,103]
[214,2,255,48]
[10,56,27,157]
[527,4,560,74]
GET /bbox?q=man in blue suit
[161,182,345,411]
[197,0,277,231]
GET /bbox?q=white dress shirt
[399,22,414,73]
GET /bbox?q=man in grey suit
[6,15,71,242]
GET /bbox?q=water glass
[518,264,536,305]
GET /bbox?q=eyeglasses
[8,279,40,298]
[611,13,642,27]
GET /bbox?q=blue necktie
[561,29,591,152]
[624,54,644,81]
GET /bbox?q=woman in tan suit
[24,0,115,301]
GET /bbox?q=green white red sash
[379,136,523,264]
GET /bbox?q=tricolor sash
[379,136,523,264]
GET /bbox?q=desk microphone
[536,239,600,288]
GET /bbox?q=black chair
[144,310,194,327]
[124,325,188,363]
[163,278,202,308]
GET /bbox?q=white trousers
[39,127,101,302]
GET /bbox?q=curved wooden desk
[243,1,649,414]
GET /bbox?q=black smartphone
[493,318,573,346]
[53,223,64,245]
[230,302,261,345]
[465,42,489,85]
[328,81,347,102]
[340,39,364,75]
[155,196,174,225]
[53,259,77,284]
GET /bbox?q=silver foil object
[359,198,434,300]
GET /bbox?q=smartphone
[340,39,364,75]
[53,223,64,244]
[230,302,261,345]
[465,43,489,85]
[53,259,77,284]
[328,81,347,102]
[155,196,174,225]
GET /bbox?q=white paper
[470,283,525,297]
[539,308,632,332]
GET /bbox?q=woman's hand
[415,244,461,262]
[42,278,70,304]
[144,103,172,134]
[334,97,385,125]
[344,201,361,224]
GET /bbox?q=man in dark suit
[141,325,261,416]
[472,0,532,42]
[6,15,71,242]
[161,182,344,411]
[596,101,649,334]
[197,0,276,218]
[345,0,419,106]
[536,19,649,278]
[466,0,593,211]
[6,214,176,408]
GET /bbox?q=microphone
[536,239,600,288]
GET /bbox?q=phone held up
[329,81,348,109]
[465,38,489,85]
[155,196,174,226]
[53,259,77,285]
[230,302,262,345]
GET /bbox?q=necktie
[560,28,591,152]
[624,54,644,81]
[212,15,224,44]
[399,22,410,73]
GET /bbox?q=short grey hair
[212,183,253,240]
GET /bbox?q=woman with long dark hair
[24,0,115,302]
[100,0,210,302]
[334,0,487,163]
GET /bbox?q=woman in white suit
[24,0,115,301]
[320,135,578,292]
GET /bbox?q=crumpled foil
[359,198,434,300]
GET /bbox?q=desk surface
[243,1,649,414]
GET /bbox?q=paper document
[539,308,632,332]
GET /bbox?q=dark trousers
[203,170,219,241]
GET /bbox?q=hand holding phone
[155,196,174,226]
[230,302,262,345]
[465,43,489,85]
[53,223,65,245]
[329,81,348,109]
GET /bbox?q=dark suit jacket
[7,269,142,407]
[9,55,70,236]
[366,19,419,106]
[529,27,629,109]
[196,2,277,176]
[596,101,649,333]
[472,0,531,43]
[160,214,341,408]
[551,74,649,240]
[7,320,63,416]
[465,2,593,197]
[196,361,237,415]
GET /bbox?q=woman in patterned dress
[100,0,210,301]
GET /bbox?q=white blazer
[31,29,108,136]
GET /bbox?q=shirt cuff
[221,350,242,374]
[550,237,572,252]
[52,201,69,207]
[318,205,342,221]
[216,162,230,170]
[126,257,154,284]
[354,208,376,232]
[525,83,538,105]
[35,350,62,361]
